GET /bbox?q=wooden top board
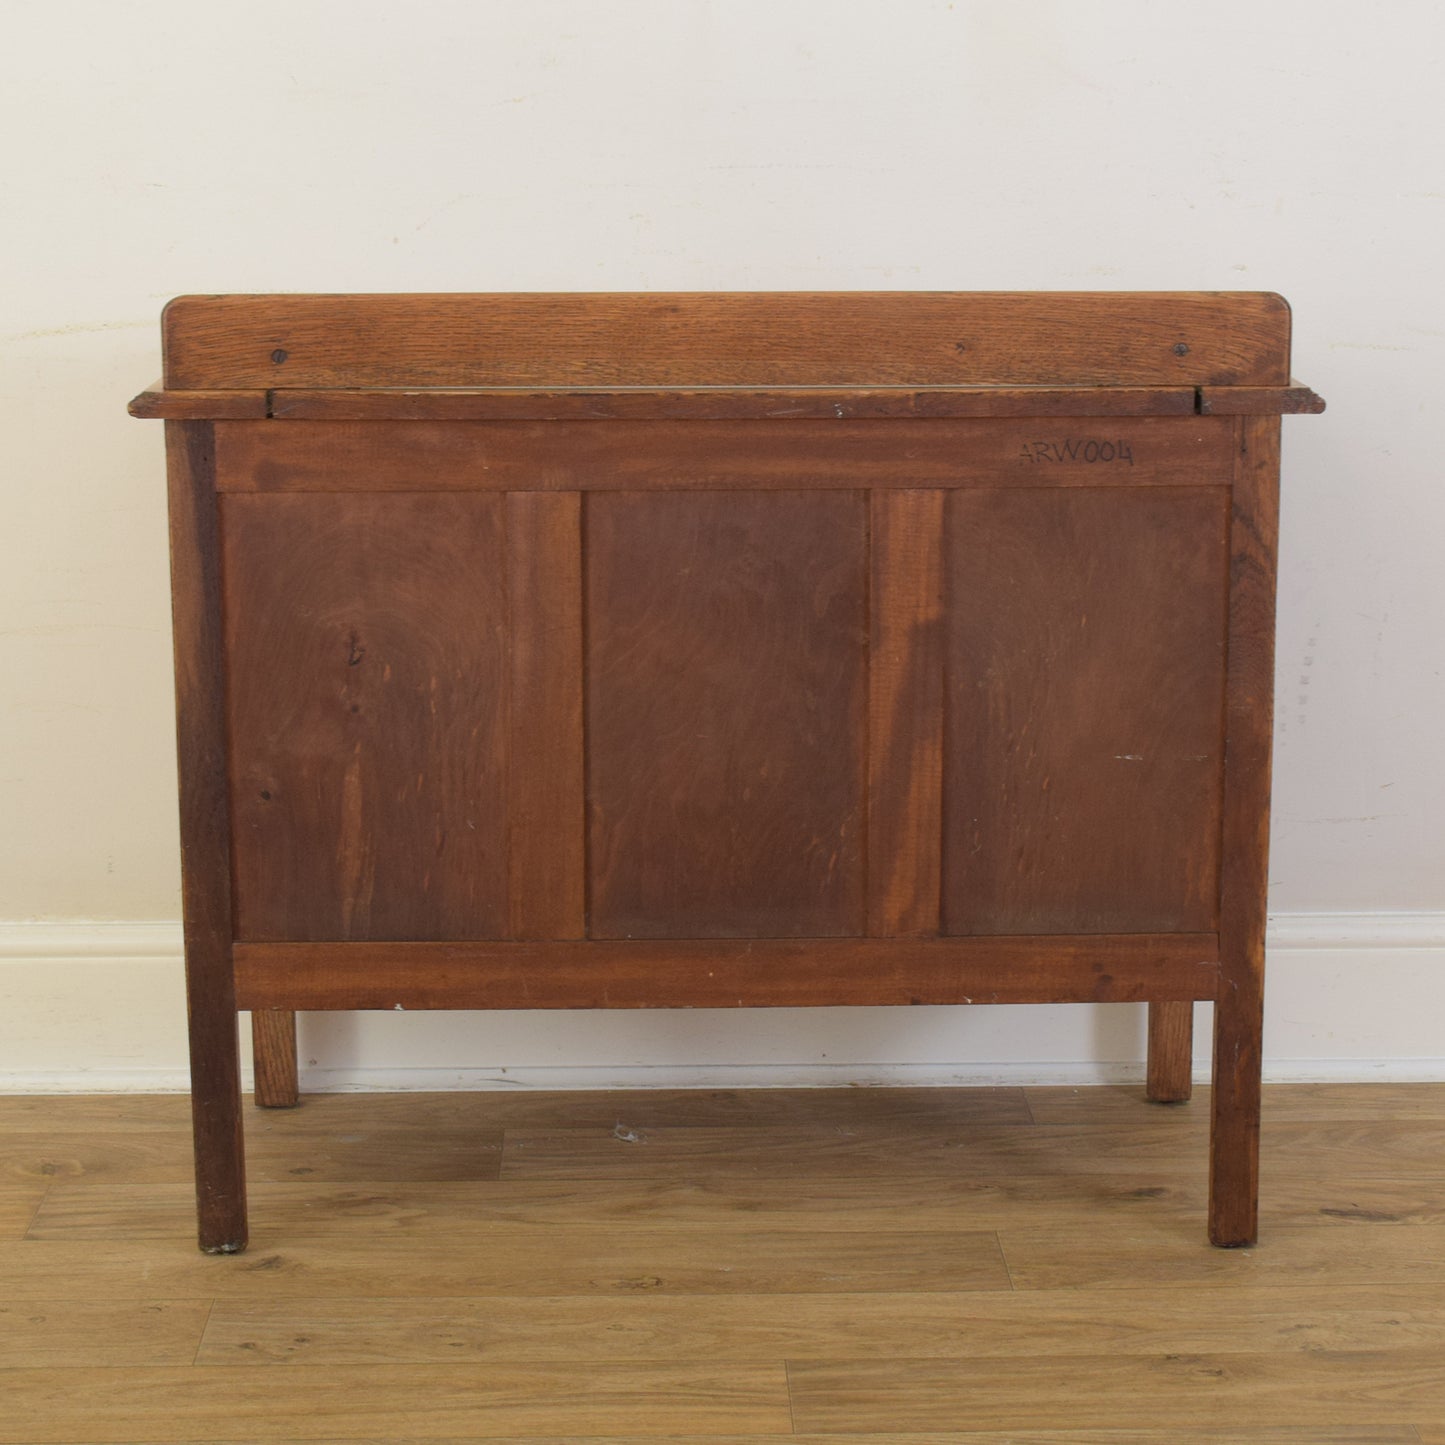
[158,291,1292,387]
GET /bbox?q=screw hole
[271,348,288,364]
[1172,342,1190,357]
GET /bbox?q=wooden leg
[1208,980,1264,1246]
[168,420,248,1253]
[1146,1001,1193,1103]
[187,991,249,1254]
[252,1009,300,1108]
[1207,416,1278,1249]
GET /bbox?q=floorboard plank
[252,1084,1034,1130]
[194,1283,1445,1366]
[166,1433,1425,1445]
[30,1169,1445,1241]
[0,1363,792,1442]
[0,1126,503,1185]
[1001,1221,1445,1291]
[499,1117,1445,1180]
[0,1228,1009,1300]
[3,1086,1444,1444]
[1027,1082,1445,1125]
[788,1351,1445,1432]
[0,1186,46,1240]
[0,1300,213,1367]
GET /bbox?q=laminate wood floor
[2,1082,1444,1443]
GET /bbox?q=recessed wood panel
[585,491,867,939]
[222,493,509,941]
[942,486,1229,935]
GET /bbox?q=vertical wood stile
[507,492,587,940]
[165,420,248,1252]
[867,490,946,937]
[1209,415,1282,1246]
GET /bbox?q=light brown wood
[191,1281,1445,1365]
[0,1363,792,1442]
[787,1351,1445,1433]
[128,382,267,419]
[0,1187,46,1240]
[4,1086,1443,1443]
[0,1300,213,1367]
[492,1116,1445,1183]
[29,1167,1445,1240]
[1147,1000,1195,1102]
[211,415,1235,493]
[161,291,1293,389]
[232,934,1221,1010]
[0,1230,1010,1300]
[251,1009,298,1108]
[1031,1078,1445,1123]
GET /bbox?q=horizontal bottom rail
[234,934,1220,1011]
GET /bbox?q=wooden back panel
[215,423,1233,946]
[151,295,1296,961]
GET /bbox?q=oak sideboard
[131,292,1323,1252]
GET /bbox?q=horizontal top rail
[152,291,1297,390]
[129,381,1324,422]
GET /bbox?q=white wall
[2,0,1441,1088]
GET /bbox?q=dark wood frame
[133,293,1321,1253]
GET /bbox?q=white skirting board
[0,914,1441,1092]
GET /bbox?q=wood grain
[193,1282,1445,1365]
[0,1363,792,1442]
[135,382,1324,423]
[942,485,1229,934]
[1199,381,1326,415]
[0,1230,1009,1300]
[494,1119,1241,1182]
[211,416,1235,493]
[1210,416,1282,1246]
[0,1122,502,1187]
[268,384,1201,420]
[232,934,1220,1010]
[1147,1000,1195,1103]
[787,1350,1445,1433]
[162,291,1293,389]
[6,1086,1444,1442]
[35,1166,1445,1241]
[506,492,586,939]
[0,1187,47,1240]
[129,383,267,419]
[222,492,510,942]
[251,1010,298,1108]
[868,490,945,936]
[164,420,247,1254]
[585,489,868,939]
[0,1300,212,1367]
[1001,1220,1445,1292]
